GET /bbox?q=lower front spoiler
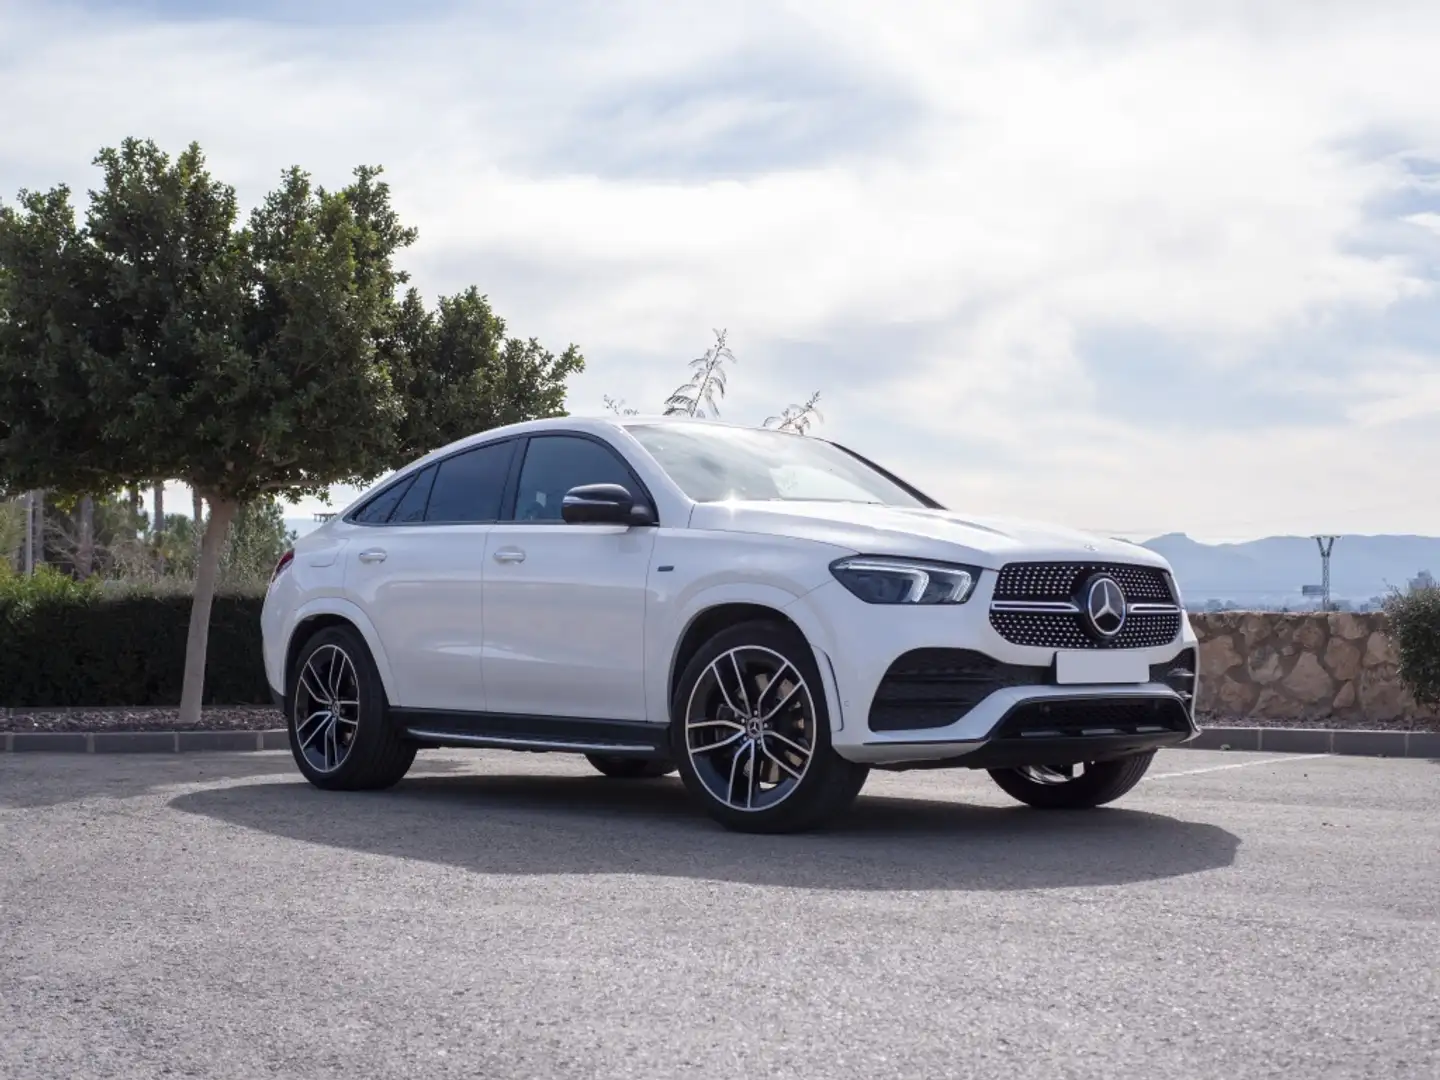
[868,729,1193,772]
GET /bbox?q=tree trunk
[77,496,95,578]
[32,491,45,567]
[152,482,166,573]
[128,487,142,539]
[178,495,239,725]
[192,488,205,550]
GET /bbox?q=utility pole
[1313,535,1339,611]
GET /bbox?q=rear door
[346,438,517,712]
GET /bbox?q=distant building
[1410,569,1436,592]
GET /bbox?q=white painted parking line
[1146,753,1331,780]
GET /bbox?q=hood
[686,500,1170,570]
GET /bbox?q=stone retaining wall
[1190,612,1433,723]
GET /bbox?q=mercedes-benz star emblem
[1084,575,1127,638]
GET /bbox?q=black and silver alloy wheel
[287,624,417,791]
[671,620,869,833]
[293,643,361,774]
[988,751,1155,809]
[683,645,816,812]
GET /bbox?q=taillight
[271,549,295,583]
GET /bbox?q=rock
[1255,687,1305,719]
[1200,634,1242,679]
[1323,637,1362,683]
[1247,646,1284,685]
[1328,612,1369,641]
[1357,670,1406,721]
[1239,614,1271,651]
[1215,677,1258,716]
[1363,632,1397,668]
[1295,618,1327,654]
[1332,681,1356,711]
[1282,652,1333,702]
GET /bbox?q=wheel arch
[283,599,398,705]
[665,595,845,733]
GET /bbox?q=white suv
[261,416,1199,832]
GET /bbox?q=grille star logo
[1085,576,1127,638]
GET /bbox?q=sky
[2,0,1438,542]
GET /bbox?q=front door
[482,433,657,722]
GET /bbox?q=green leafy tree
[387,286,582,455]
[1384,583,1440,708]
[0,138,582,722]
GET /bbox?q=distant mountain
[1140,533,1439,606]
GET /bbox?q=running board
[392,708,670,757]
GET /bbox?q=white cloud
[2,0,1440,539]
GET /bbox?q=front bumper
[788,575,1200,769]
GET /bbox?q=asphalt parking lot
[2,747,1436,1080]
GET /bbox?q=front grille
[993,697,1192,740]
[989,560,1181,650]
[989,609,1182,649]
[869,649,1049,732]
[993,562,1174,603]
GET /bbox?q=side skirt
[392,708,670,758]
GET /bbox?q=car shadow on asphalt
[170,769,1241,892]
[0,751,467,810]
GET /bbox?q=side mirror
[561,483,655,526]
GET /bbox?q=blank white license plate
[1054,650,1148,685]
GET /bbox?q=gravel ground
[2,748,1436,1080]
[0,706,280,733]
[4,706,1435,733]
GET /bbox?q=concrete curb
[2,729,292,754]
[1,725,1436,758]
[1184,726,1440,759]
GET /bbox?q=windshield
[626,424,933,508]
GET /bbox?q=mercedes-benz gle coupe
[261,416,1199,833]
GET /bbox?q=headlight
[830,556,981,605]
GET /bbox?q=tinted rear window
[425,440,516,522]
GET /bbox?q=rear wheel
[671,620,868,834]
[585,754,676,779]
[287,624,416,791]
[987,752,1155,809]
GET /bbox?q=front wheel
[585,754,676,779]
[671,620,869,834]
[987,752,1155,809]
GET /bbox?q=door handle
[358,548,387,564]
[492,548,526,564]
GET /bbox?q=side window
[511,435,639,522]
[424,440,516,523]
[352,474,415,524]
[390,464,437,524]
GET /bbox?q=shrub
[0,571,268,707]
[1384,585,1440,708]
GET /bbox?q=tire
[585,754,676,779]
[987,751,1155,809]
[670,620,868,834]
[287,624,416,791]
